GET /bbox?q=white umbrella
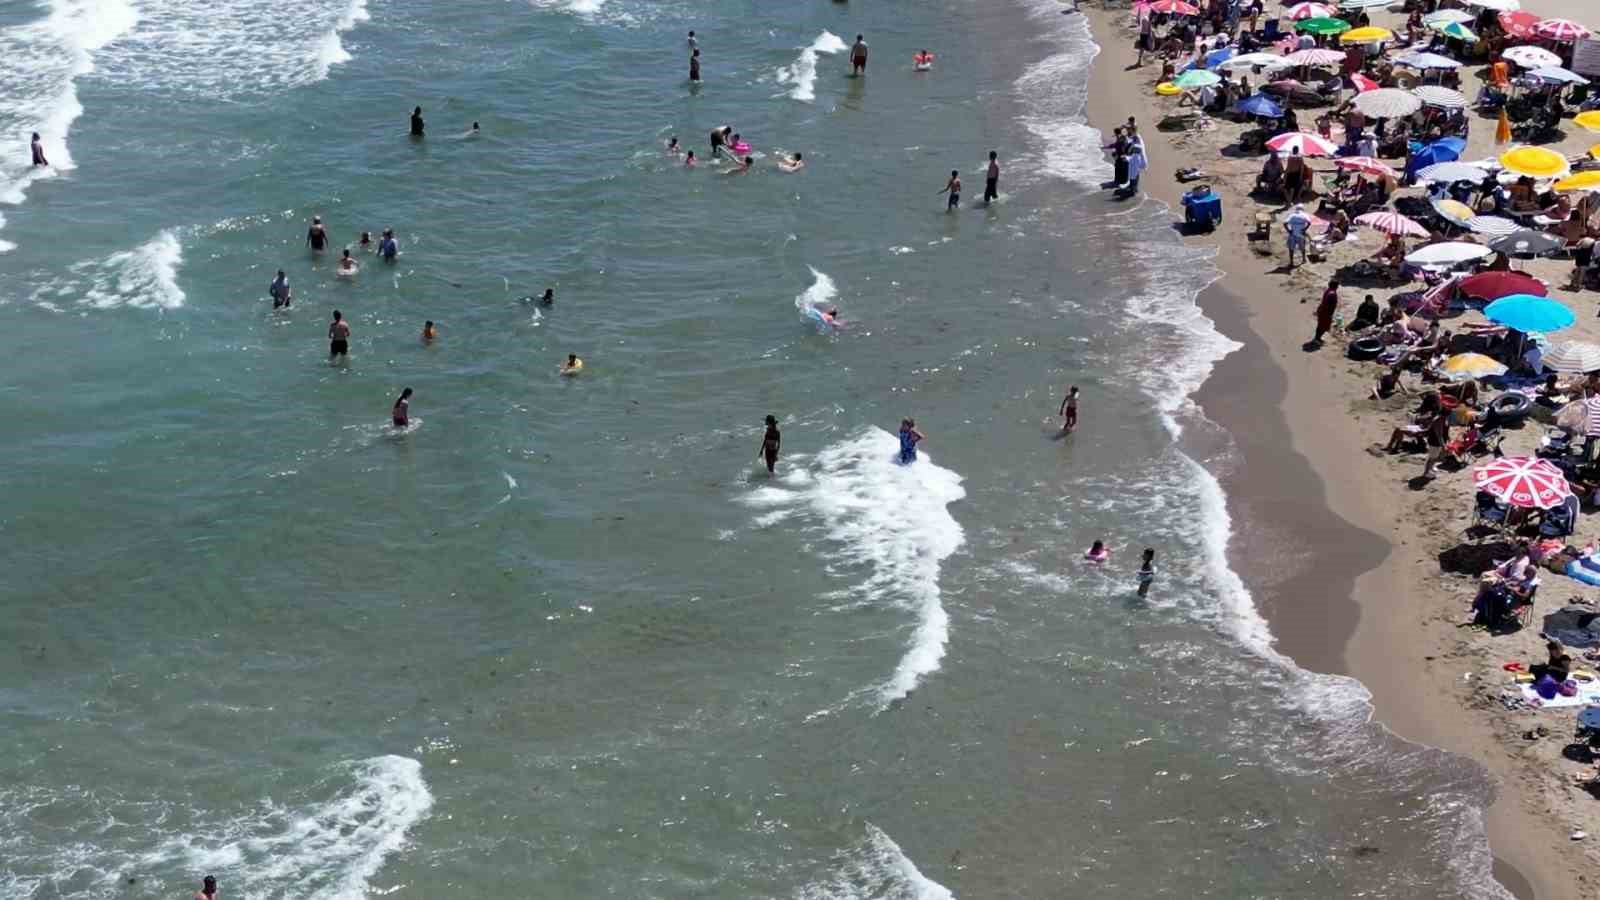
[1284,1,1336,19]
[1354,88,1423,117]
[1356,210,1430,237]
[1544,341,1600,374]
[1423,9,1474,24]
[1530,65,1590,85]
[1404,242,1494,267]
[1464,0,1518,10]
[1467,215,1521,236]
[1413,85,1467,108]
[1395,51,1462,70]
[1216,52,1292,71]
[1284,47,1347,66]
[1418,161,1488,183]
[1502,45,1561,69]
[1340,0,1392,8]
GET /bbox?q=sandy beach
[1081,0,1600,896]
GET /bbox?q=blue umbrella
[1205,46,1236,68]
[1484,294,1577,333]
[1405,136,1467,181]
[1235,94,1283,118]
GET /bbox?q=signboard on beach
[1574,39,1600,78]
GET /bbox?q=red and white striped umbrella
[1350,72,1379,92]
[1334,156,1398,177]
[1265,130,1338,156]
[1145,0,1201,14]
[1285,1,1335,19]
[1355,210,1429,237]
[1473,455,1572,509]
[1535,18,1591,42]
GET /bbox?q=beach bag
[1561,680,1580,697]
[1535,675,1560,699]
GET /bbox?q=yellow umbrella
[1496,109,1511,145]
[1575,110,1600,133]
[1341,26,1393,43]
[1500,145,1570,179]
[1440,353,1508,381]
[1590,142,1600,160]
[1555,171,1600,192]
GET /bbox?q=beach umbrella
[1431,21,1478,42]
[1498,11,1542,40]
[1406,242,1494,267]
[1536,19,1592,42]
[1204,46,1237,67]
[1405,136,1468,180]
[1474,456,1571,509]
[1296,16,1351,35]
[1542,341,1600,374]
[1502,45,1561,69]
[1499,145,1570,179]
[1457,270,1546,300]
[1529,66,1590,85]
[1284,1,1335,19]
[1355,210,1429,237]
[1424,9,1475,25]
[1338,0,1390,8]
[1575,111,1600,134]
[1355,88,1423,117]
[1234,94,1285,117]
[1284,47,1347,66]
[1466,215,1521,237]
[1439,352,1509,380]
[1432,197,1477,227]
[1592,143,1600,160]
[1396,51,1462,70]
[1340,26,1394,43]
[1417,161,1486,183]
[1147,0,1201,13]
[1484,293,1576,332]
[1350,72,1379,92]
[1413,85,1467,108]
[1490,230,1565,258]
[1464,0,1518,10]
[1265,130,1338,156]
[1217,52,1291,71]
[1555,171,1600,192]
[1336,155,1398,177]
[1173,68,1222,88]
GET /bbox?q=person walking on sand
[1136,548,1156,598]
[1060,385,1080,433]
[897,418,925,464]
[392,387,412,428]
[758,414,781,474]
[1284,204,1311,268]
[940,169,961,211]
[329,309,351,362]
[195,875,219,900]
[1311,279,1339,345]
[850,34,868,75]
[30,132,47,167]
[269,270,291,308]
[410,105,425,137]
[984,151,1001,206]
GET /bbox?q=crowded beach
[1083,0,1600,889]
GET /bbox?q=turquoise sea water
[2,0,1515,897]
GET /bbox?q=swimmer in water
[540,288,554,306]
[30,132,47,167]
[194,875,218,900]
[821,306,843,328]
[897,418,925,464]
[685,150,696,167]
[410,105,425,137]
[1085,540,1110,562]
[269,270,291,309]
[666,136,681,156]
[422,320,436,342]
[1137,548,1156,597]
[393,387,412,427]
[690,48,701,82]
[307,216,329,252]
[1060,385,1079,433]
[560,353,583,375]
[758,414,781,474]
[939,169,961,211]
[470,121,480,135]
[725,155,753,175]
[378,228,398,262]
[338,249,359,274]
[913,50,934,71]
[710,125,731,158]
[329,310,351,362]
[358,230,373,252]
[778,152,805,172]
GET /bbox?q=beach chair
[1470,490,1510,537]
[1539,494,1581,539]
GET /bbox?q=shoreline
[1078,3,1590,897]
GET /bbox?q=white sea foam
[740,428,965,709]
[92,0,367,98]
[0,0,137,247]
[30,229,186,310]
[794,266,838,327]
[776,31,849,103]
[797,824,954,900]
[1013,5,1106,188]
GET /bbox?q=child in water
[1085,540,1110,563]
[778,152,805,172]
[337,249,359,275]
[422,320,436,342]
[392,388,412,427]
[560,353,583,376]
[685,150,696,168]
[897,418,925,464]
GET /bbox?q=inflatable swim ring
[1085,548,1111,563]
[732,141,752,154]
[560,360,584,377]
[1156,82,1182,96]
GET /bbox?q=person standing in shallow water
[328,309,350,362]
[306,216,329,252]
[1137,548,1157,598]
[897,418,925,464]
[30,132,47,166]
[269,269,291,308]
[1060,385,1079,433]
[984,150,1001,206]
[392,388,412,428]
[410,106,425,136]
[194,875,218,900]
[758,415,781,474]
[939,169,961,211]
[850,34,868,75]
[689,48,701,82]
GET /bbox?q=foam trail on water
[741,428,965,709]
[794,266,838,329]
[313,0,369,80]
[33,229,186,310]
[0,0,138,247]
[777,31,849,102]
[797,824,955,900]
[528,0,607,16]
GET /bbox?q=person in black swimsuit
[306,216,329,252]
[328,310,350,361]
[758,415,781,474]
[410,106,425,137]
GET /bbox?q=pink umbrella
[1147,0,1200,14]
[1473,456,1572,509]
[1355,210,1430,237]
[1350,72,1379,92]
[1536,18,1592,42]
[1335,156,1398,177]
[1265,130,1339,156]
[1285,1,1335,19]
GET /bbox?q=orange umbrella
[1496,108,1511,145]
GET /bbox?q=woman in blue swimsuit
[897,418,925,464]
